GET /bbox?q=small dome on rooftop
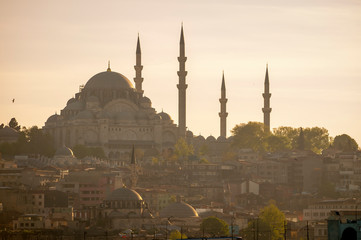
[206,135,216,142]
[107,187,143,201]
[55,146,74,157]
[158,111,172,121]
[160,201,198,218]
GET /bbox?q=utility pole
[253,221,256,240]
[284,221,287,240]
[306,221,309,240]
[256,218,259,240]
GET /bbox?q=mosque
[44,26,272,160]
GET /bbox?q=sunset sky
[0,0,360,145]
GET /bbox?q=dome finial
[107,60,111,72]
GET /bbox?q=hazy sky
[0,0,360,145]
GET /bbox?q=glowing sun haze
[0,0,360,144]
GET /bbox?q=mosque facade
[44,26,271,159]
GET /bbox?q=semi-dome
[116,111,136,121]
[84,71,134,90]
[136,111,149,120]
[47,114,59,123]
[55,146,74,157]
[64,101,84,111]
[76,110,94,119]
[107,187,143,201]
[160,201,199,218]
[66,98,76,106]
[87,95,99,102]
[96,111,111,119]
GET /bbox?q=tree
[174,137,194,162]
[259,202,285,240]
[333,134,358,152]
[242,202,285,240]
[231,122,270,152]
[303,127,330,154]
[0,123,4,129]
[25,126,55,157]
[273,126,299,149]
[8,118,20,131]
[241,218,272,240]
[264,135,291,152]
[200,216,229,237]
[169,230,187,240]
[296,128,305,150]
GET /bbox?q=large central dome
[84,71,134,90]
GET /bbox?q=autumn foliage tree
[241,202,285,240]
[174,137,194,162]
[231,122,337,154]
[200,216,229,237]
[332,134,359,151]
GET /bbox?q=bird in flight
[12,98,15,103]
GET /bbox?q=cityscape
[0,1,360,240]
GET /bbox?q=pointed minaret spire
[177,24,188,138]
[107,60,111,72]
[262,64,272,132]
[134,34,144,95]
[219,71,228,138]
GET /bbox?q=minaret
[130,145,138,188]
[262,64,272,132]
[177,24,188,138]
[134,34,144,95]
[219,72,228,138]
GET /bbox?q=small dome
[84,71,134,90]
[116,111,136,121]
[0,126,19,137]
[76,110,94,119]
[186,130,193,138]
[107,187,143,201]
[47,114,59,123]
[66,98,76,106]
[140,96,151,103]
[64,101,84,111]
[55,146,74,157]
[152,114,162,121]
[217,136,227,141]
[206,135,216,142]
[158,111,172,121]
[160,201,199,218]
[196,135,205,141]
